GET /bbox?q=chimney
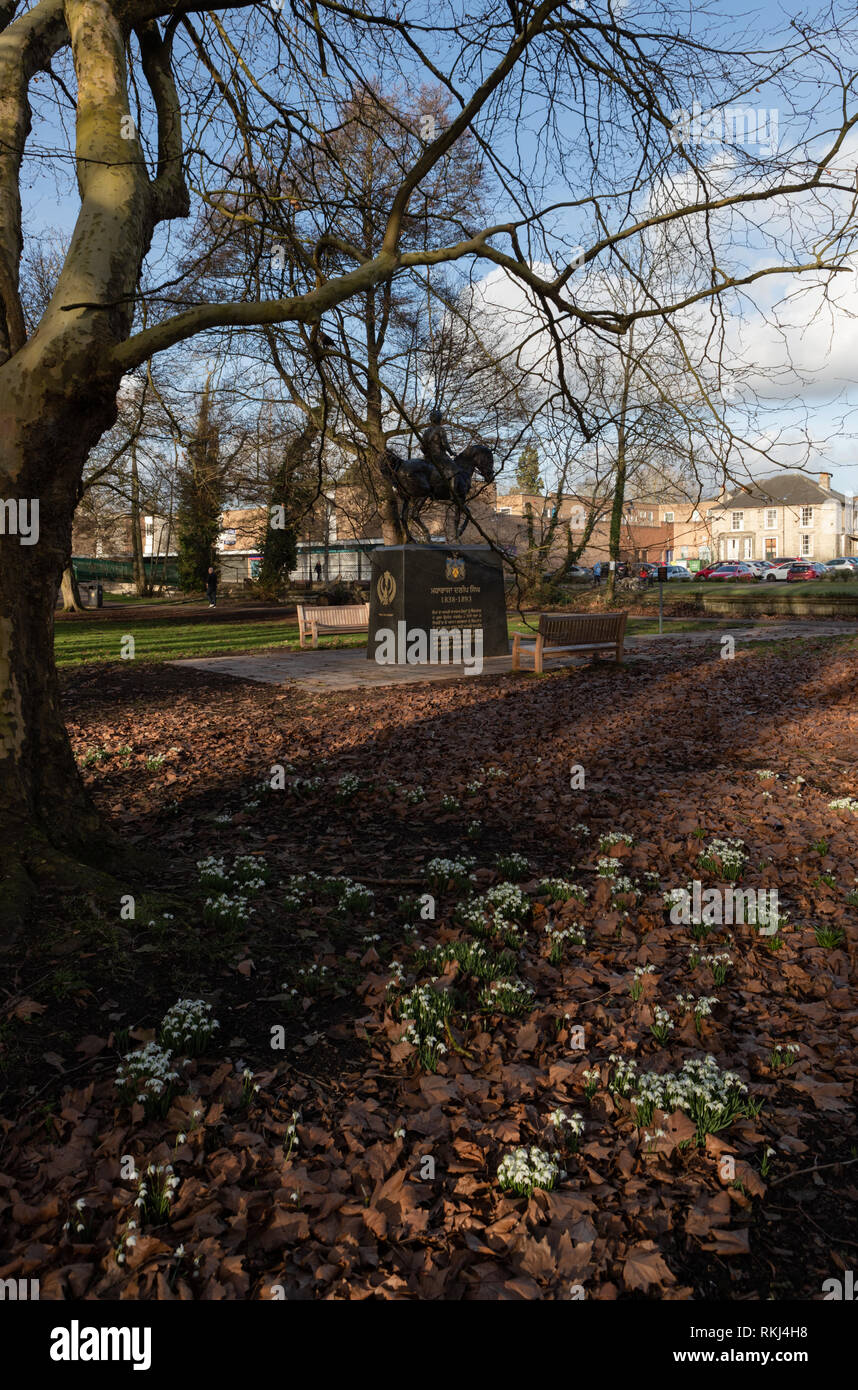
[819,471,832,490]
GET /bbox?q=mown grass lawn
[54,617,367,666]
[56,611,752,667]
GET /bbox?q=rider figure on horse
[420,408,456,491]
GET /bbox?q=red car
[786,561,827,582]
[702,562,758,581]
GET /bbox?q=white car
[764,559,799,581]
[826,556,858,573]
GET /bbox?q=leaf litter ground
[1,634,857,1300]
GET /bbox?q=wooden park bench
[296,601,370,649]
[511,611,628,674]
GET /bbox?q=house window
[692,509,701,521]
[663,511,675,523]
[764,536,777,557]
[145,518,154,536]
[743,537,753,558]
[765,509,777,528]
[498,507,511,515]
[801,534,812,556]
[800,506,813,527]
[731,512,744,530]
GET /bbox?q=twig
[769,1155,858,1186]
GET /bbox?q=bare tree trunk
[60,563,85,612]
[606,440,625,604]
[130,436,147,597]
[0,352,126,937]
[0,484,106,936]
[606,327,634,604]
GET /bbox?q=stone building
[707,473,856,563]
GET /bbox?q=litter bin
[96,582,104,609]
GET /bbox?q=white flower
[497,1146,563,1196]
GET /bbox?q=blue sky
[18,0,858,496]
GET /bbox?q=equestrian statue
[380,408,495,542]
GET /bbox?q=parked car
[564,564,591,580]
[825,556,858,574]
[663,564,694,581]
[763,559,799,581]
[786,561,828,582]
[703,562,758,581]
[697,562,725,579]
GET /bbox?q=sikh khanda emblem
[377,570,396,605]
[445,555,466,582]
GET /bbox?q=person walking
[593,560,602,585]
[205,565,218,608]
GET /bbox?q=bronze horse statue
[380,441,495,541]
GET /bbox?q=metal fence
[72,556,179,584]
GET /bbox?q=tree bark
[606,326,634,604]
[130,436,147,597]
[0,345,123,937]
[0,512,105,934]
[59,562,85,612]
[378,489,404,546]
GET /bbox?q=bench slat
[297,602,370,647]
[512,610,627,674]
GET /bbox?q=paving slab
[172,648,535,687]
[170,619,857,689]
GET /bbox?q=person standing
[205,565,218,608]
[593,560,602,584]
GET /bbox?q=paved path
[170,619,857,689]
[172,648,521,688]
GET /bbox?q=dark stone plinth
[367,544,508,664]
